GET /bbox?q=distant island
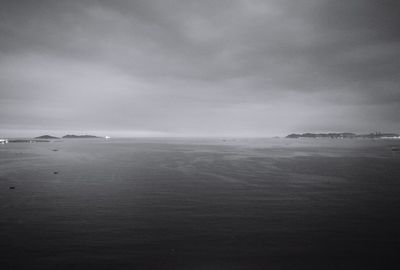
[286,132,400,139]
[32,134,102,140]
[35,135,60,139]
[62,135,101,139]
[1,134,104,144]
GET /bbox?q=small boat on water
[0,139,9,144]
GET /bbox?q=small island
[286,132,400,139]
[35,135,60,139]
[2,134,104,144]
[62,135,101,139]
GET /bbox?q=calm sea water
[1,138,400,269]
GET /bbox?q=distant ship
[0,139,8,144]
[105,136,111,139]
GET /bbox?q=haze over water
[1,138,400,269]
[1,0,400,268]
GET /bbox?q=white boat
[0,139,9,144]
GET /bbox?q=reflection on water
[1,138,400,269]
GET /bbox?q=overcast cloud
[1,0,399,137]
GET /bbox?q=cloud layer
[1,0,399,137]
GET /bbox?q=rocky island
[62,135,101,138]
[2,134,104,144]
[286,132,400,139]
[35,135,60,139]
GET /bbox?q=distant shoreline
[0,134,105,144]
[34,134,102,139]
[286,132,400,139]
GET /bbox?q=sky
[0,0,399,137]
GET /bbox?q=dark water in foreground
[1,138,400,269]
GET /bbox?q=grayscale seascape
[1,0,400,268]
[1,138,400,269]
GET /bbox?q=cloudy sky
[0,0,399,137]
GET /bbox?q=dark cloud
[0,0,399,137]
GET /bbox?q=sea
[1,138,400,269]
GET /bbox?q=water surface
[1,138,400,269]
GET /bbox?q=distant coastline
[286,132,400,139]
[35,135,60,139]
[35,134,102,139]
[0,134,104,144]
[62,135,101,139]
